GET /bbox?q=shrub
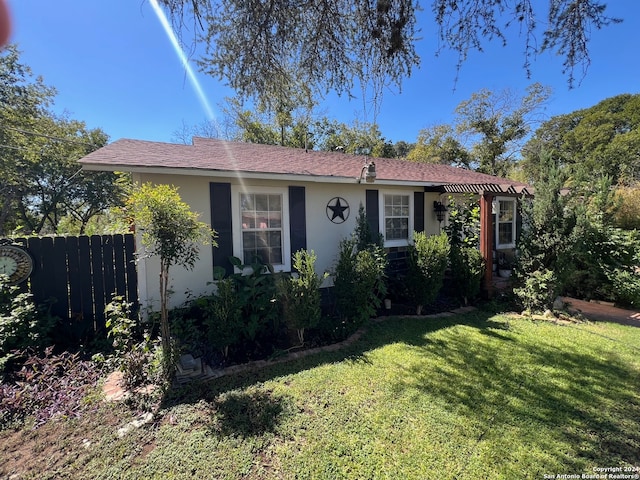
[332,206,387,329]
[223,256,280,342]
[0,274,54,376]
[406,232,450,314]
[202,277,243,359]
[333,238,387,328]
[279,249,327,345]
[450,246,485,306]
[513,268,558,313]
[608,268,640,308]
[105,296,161,390]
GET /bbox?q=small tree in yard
[126,183,216,369]
[450,247,485,306]
[202,277,242,360]
[333,206,387,328]
[407,232,450,315]
[279,249,327,345]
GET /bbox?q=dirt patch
[0,403,128,479]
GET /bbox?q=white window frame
[495,196,517,249]
[231,185,291,273]
[379,191,414,248]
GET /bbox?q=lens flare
[150,0,216,122]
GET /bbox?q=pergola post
[480,192,494,297]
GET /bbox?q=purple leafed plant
[0,346,101,428]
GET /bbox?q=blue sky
[8,0,640,145]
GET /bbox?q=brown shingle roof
[79,137,530,192]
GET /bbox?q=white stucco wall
[132,172,441,311]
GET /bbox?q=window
[232,187,290,271]
[382,193,412,246]
[496,197,516,248]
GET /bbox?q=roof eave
[80,163,453,187]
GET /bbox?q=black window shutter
[209,182,234,275]
[289,186,307,257]
[366,189,379,236]
[414,191,425,233]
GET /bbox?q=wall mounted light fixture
[433,201,447,223]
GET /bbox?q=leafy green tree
[515,151,640,308]
[125,183,216,361]
[515,151,572,281]
[523,93,640,187]
[0,45,124,235]
[613,184,640,230]
[161,1,618,109]
[455,83,551,176]
[407,125,471,167]
[313,119,396,157]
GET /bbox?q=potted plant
[498,252,512,278]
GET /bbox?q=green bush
[608,268,640,308]
[202,277,243,359]
[450,246,485,306]
[513,268,558,313]
[105,296,161,390]
[228,256,280,341]
[333,238,387,328]
[406,232,450,314]
[0,275,54,376]
[279,249,327,345]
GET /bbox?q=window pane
[269,194,281,211]
[386,218,408,240]
[255,194,269,211]
[499,223,513,245]
[499,200,513,222]
[269,212,282,228]
[241,194,254,211]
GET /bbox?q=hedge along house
[78,137,532,310]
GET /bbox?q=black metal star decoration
[326,197,350,223]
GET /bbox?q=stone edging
[177,306,478,384]
[103,306,477,400]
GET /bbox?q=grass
[2,310,640,479]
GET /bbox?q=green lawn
[2,310,640,479]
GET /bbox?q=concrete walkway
[561,297,640,328]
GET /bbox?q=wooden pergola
[426,183,534,297]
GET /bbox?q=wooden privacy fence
[7,234,138,344]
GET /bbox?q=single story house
[78,137,532,310]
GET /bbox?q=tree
[159,1,618,110]
[171,118,225,144]
[407,124,471,167]
[313,119,395,157]
[613,184,640,230]
[125,183,216,361]
[523,93,640,187]
[454,83,551,176]
[0,45,124,235]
